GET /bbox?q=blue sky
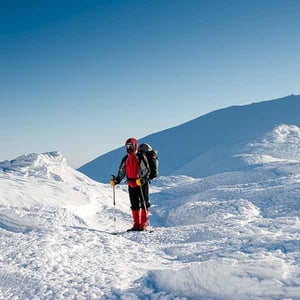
[1,0,300,168]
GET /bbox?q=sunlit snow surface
[1,125,300,299]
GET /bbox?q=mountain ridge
[78,94,300,183]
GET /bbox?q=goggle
[126,143,135,150]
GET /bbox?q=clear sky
[1,0,300,168]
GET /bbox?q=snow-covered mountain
[79,94,300,183]
[0,151,86,183]
[1,120,300,299]
[0,151,129,225]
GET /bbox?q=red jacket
[117,152,150,187]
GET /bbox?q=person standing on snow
[110,138,150,231]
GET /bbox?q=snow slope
[1,125,300,299]
[79,94,300,183]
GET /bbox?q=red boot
[140,208,149,231]
[127,210,140,231]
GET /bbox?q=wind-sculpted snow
[0,151,92,184]
[150,257,297,299]
[0,210,35,233]
[1,150,300,299]
[238,124,300,165]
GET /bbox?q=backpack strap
[136,152,150,180]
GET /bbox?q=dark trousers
[128,183,150,210]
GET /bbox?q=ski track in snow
[1,148,300,299]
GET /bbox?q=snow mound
[150,256,294,299]
[0,151,90,184]
[0,151,131,233]
[238,124,300,165]
[272,124,300,143]
[167,199,260,226]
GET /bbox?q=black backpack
[138,143,158,180]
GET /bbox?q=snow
[1,124,300,299]
[237,124,300,165]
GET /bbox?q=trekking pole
[113,184,116,232]
[111,175,117,233]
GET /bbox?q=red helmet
[125,138,138,154]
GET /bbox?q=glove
[136,178,142,186]
[110,178,118,187]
